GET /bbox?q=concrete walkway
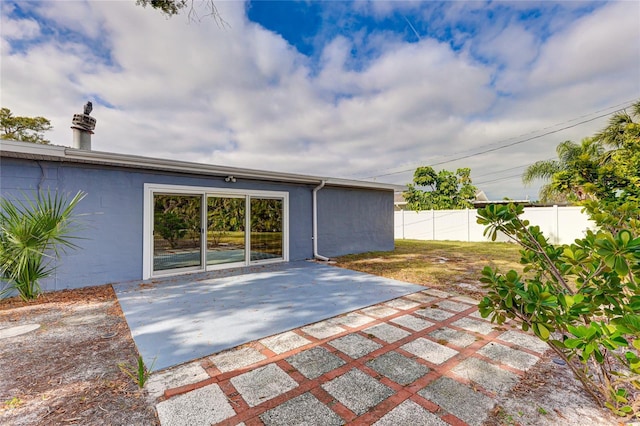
[147,288,549,425]
[114,261,424,371]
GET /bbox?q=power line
[357,98,637,180]
[475,173,525,186]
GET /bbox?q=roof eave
[0,140,404,191]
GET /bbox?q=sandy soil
[0,286,159,426]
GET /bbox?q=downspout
[312,180,330,261]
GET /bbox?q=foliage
[135,0,226,24]
[477,202,639,418]
[404,166,477,210]
[154,195,201,248]
[0,107,52,145]
[250,199,282,232]
[0,190,85,301]
[522,138,604,204]
[118,356,155,389]
[154,195,282,248]
[523,100,640,205]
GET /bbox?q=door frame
[143,183,289,279]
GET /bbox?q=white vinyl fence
[395,206,596,245]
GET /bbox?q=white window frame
[143,183,289,279]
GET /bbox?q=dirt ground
[0,281,628,426]
[0,286,159,426]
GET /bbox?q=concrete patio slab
[208,346,267,373]
[259,392,344,426]
[364,323,411,343]
[401,337,459,365]
[478,342,540,371]
[418,376,494,426]
[428,327,477,348]
[321,368,395,416]
[390,314,434,331]
[373,399,447,426]
[451,357,519,395]
[365,351,429,385]
[230,363,299,407]
[498,330,549,354]
[451,317,497,335]
[286,347,346,380]
[415,307,455,321]
[155,383,235,426]
[328,333,382,359]
[113,261,423,371]
[259,330,311,354]
[300,320,346,339]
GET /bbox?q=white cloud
[1,1,639,201]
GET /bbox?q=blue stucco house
[0,139,400,292]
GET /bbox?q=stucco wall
[317,186,395,257]
[1,157,394,291]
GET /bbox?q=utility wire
[357,98,637,180]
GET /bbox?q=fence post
[554,205,559,244]
[401,209,405,240]
[431,209,436,240]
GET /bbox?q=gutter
[0,140,404,191]
[312,180,330,261]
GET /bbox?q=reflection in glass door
[250,198,283,262]
[146,186,287,278]
[153,194,202,272]
[207,196,246,266]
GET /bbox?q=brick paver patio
[149,289,546,425]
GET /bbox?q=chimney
[71,101,96,150]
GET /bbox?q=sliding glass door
[153,194,202,272]
[146,185,288,278]
[206,196,246,266]
[250,198,283,261]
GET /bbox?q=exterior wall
[0,158,313,291]
[317,186,395,257]
[1,157,395,291]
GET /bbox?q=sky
[1,0,639,200]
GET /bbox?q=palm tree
[594,101,640,148]
[523,138,604,204]
[0,190,85,301]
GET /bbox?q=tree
[480,101,640,418]
[477,202,640,418]
[136,0,226,23]
[0,108,52,144]
[404,166,477,210]
[0,191,85,301]
[522,138,604,204]
[523,100,640,206]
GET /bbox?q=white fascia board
[1,139,404,191]
[0,139,67,156]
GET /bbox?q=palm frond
[0,190,85,300]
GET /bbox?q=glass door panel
[207,196,246,266]
[250,198,283,262]
[153,194,202,272]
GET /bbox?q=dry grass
[334,239,523,299]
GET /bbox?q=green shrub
[0,190,85,301]
[477,203,639,419]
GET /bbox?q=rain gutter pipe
[312,180,330,261]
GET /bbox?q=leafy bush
[0,190,85,301]
[477,203,639,419]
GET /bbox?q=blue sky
[1,1,639,199]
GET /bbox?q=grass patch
[334,239,522,298]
